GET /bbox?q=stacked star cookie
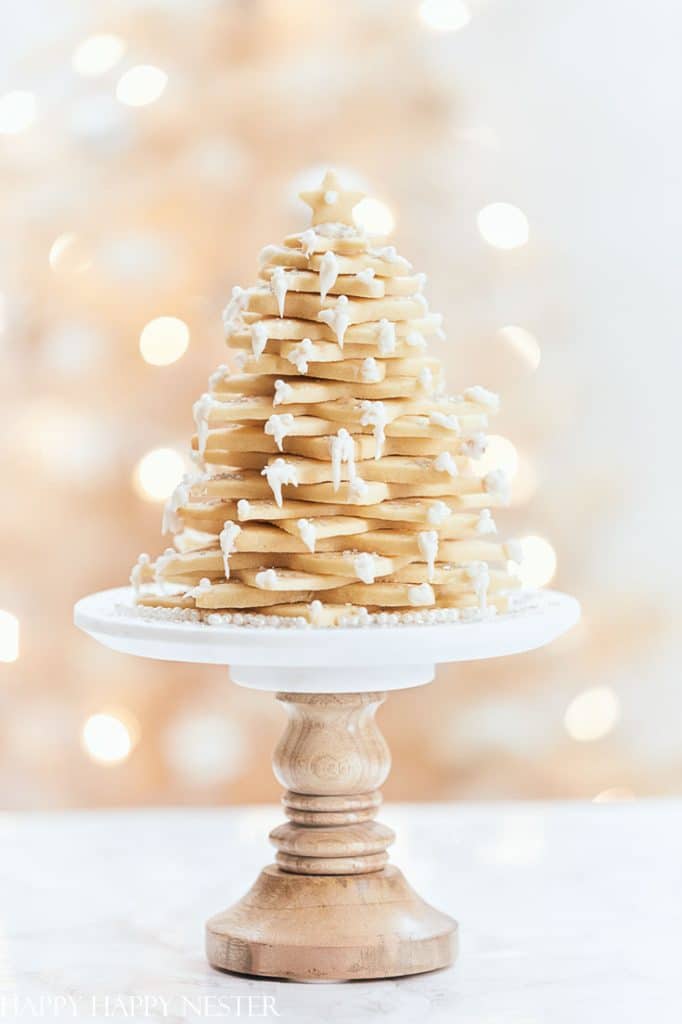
[132,172,522,626]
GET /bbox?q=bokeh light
[72,34,126,76]
[476,434,519,478]
[139,316,190,366]
[164,712,245,786]
[0,90,36,134]
[518,535,557,587]
[511,452,539,505]
[477,202,529,249]
[354,197,395,234]
[116,65,167,107]
[133,447,186,502]
[419,0,471,32]
[0,610,19,663]
[498,324,541,370]
[564,687,621,742]
[81,710,138,764]
[48,232,91,273]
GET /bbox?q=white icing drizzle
[222,285,249,331]
[264,413,295,452]
[464,561,490,610]
[355,267,375,285]
[318,250,339,301]
[258,244,280,266]
[154,547,176,593]
[162,474,193,534]
[318,294,350,348]
[193,393,220,458]
[234,351,247,372]
[417,530,439,582]
[219,521,241,580]
[377,318,396,355]
[329,427,356,492]
[261,458,298,507]
[430,410,460,433]
[273,379,294,406]
[129,553,150,598]
[406,331,426,349]
[434,451,458,477]
[419,366,434,393]
[316,222,358,239]
[464,385,500,411]
[427,500,451,526]
[270,267,288,317]
[286,338,315,374]
[504,539,523,563]
[484,468,510,504]
[299,228,317,258]
[372,245,402,264]
[477,509,497,535]
[189,577,212,599]
[414,293,428,312]
[408,583,435,607]
[297,518,317,553]
[352,552,376,584]
[360,400,388,459]
[237,499,251,520]
[309,599,324,625]
[250,321,269,359]
[255,568,278,589]
[360,357,380,383]
[209,363,229,390]
[461,432,487,459]
[348,475,369,502]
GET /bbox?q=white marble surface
[1,801,680,1023]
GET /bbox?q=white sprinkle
[434,451,458,477]
[270,267,288,317]
[297,518,317,553]
[360,357,381,383]
[264,413,295,452]
[273,379,294,406]
[286,338,315,374]
[352,552,376,584]
[427,500,450,526]
[250,321,269,359]
[377,318,396,356]
[255,568,278,589]
[464,385,500,411]
[430,410,460,433]
[408,583,434,607]
[261,458,298,507]
[319,250,339,301]
[417,530,439,582]
[219,521,241,580]
[477,509,497,535]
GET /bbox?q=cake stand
[74,586,579,982]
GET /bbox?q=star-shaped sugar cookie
[300,170,365,227]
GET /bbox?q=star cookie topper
[300,170,365,228]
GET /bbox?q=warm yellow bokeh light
[511,453,539,505]
[498,325,541,370]
[81,711,138,764]
[0,90,36,134]
[133,447,186,502]
[0,610,19,663]
[477,435,519,479]
[116,65,168,107]
[72,34,126,76]
[354,197,395,235]
[518,535,557,588]
[477,202,529,249]
[419,0,471,32]
[48,233,91,273]
[564,687,620,743]
[139,316,190,366]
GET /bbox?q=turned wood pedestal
[206,692,456,981]
[74,587,579,983]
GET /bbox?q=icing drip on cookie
[329,428,356,492]
[484,468,510,504]
[299,228,317,258]
[427,500,451,526]
[377,318,396,356]
[250,321,269,359]
[417,530,439,582]
[237,499,251,520]
[464,561,490,610]
[360,401,388,459]
[318,294,350,348]
[273,379,294,406]
[430,410,460,433]
[355,268,375,285]
[477,509,497,535]
[297,518,317,553]
[406,331,426,349]
[193,393,220,459]
[219,521,241,579]
[419,367,434,393]
[434,451,458,477]
[130,553,150,598]
[255,568,278,589]
[222,285,249,331]
[318,250,339,301]
[209,364,229,390]
[286,338,315,374]
[360,357,380,383]
[189,577,212,599]
[408,583,435,607]
[162,475,193,534]
[348,475,369,502]
[270,267,288,317]
[261,458,298,507]
[264,413,295,452]
[352,552,376,585]
[465,385,500,411]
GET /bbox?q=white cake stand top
[74,587,579,692]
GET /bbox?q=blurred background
[1,0,680,810]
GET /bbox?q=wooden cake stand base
[74,587,579,982]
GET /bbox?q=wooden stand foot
[206,691,457,981]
